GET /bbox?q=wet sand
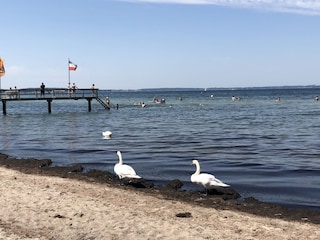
[0,153,319,239]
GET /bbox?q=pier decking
[0,88,110,115]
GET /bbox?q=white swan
[191,159,229,194]
[114,151,141,179]
[102,131,112,138]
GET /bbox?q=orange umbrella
[0,58,5,77]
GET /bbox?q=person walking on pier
[40,82,45,97]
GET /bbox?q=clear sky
[1,0,320,90]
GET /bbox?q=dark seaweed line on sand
[0,153,319,225]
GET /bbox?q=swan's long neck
[194,161,200,175]
[117,152,123,165]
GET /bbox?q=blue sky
[1,0,320,90]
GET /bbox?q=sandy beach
[0,154,319,240]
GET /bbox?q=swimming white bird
[191,159,229,195]
[114,151,141,179]
[102,131,112,138]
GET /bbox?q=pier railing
[0,88,110,114]
[0,88,100,100]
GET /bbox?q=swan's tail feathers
[116,174,141,179]
[127,174,141,179]
[118,172,142,179]
[210,179,230,187]
[219,182,230,187]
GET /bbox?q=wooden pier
[0,88,110,115]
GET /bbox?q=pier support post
[87,98,92,112]
[47,99,52,113]
[2,100,6,115]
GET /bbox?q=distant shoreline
[107,85,320,92]
[2,85,320,93]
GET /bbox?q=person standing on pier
[40,82,45,97]
[91,84,95,96]
[14,86,18,99]
[106,96,110,107]
[72,83,78,97]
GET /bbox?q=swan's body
[114,151,141,179]
[191,160,229,194]
[102,131,112,138]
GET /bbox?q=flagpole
[68,58,70,86]
[68,58,71,97]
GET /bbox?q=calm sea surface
[1,87,320,211]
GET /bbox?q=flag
[68,60,77,71]
[0,58,5,77]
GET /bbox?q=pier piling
[47,99,52,113]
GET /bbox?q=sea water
[1,87,320,211]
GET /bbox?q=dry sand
[0,166,319,240]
